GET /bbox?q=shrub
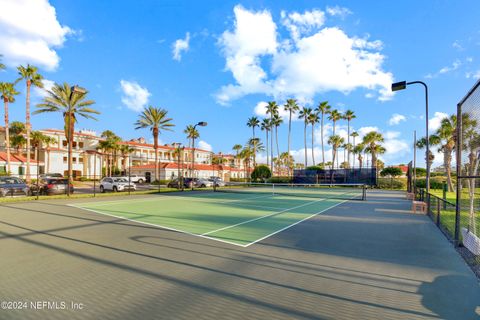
[267,176,292,183]
[377,177,406,190]
[151,179,170,185]
[305,165,323,171]
[415,177,449,190]
[251,165,272,182]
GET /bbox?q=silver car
[194,178,213,188]
[100,177,137,192]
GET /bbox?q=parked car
[99,177,136,192]
[115,175,145,184]
[209,177,225,187]
[167,178,192,189]
[30,178,74,195]
[0,176,30,197]
[39,173,63,179]
[194,178,213,188]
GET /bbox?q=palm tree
[351,131,359,168]
[16,64,44,182]
[119,144,135,174]
[246,116,260,139]
[344,109,356,166]
[30,130,54,165]
[135,106,174,182]
[298,107,312,167]
[272,113,283,162]
[232,144,242,157]
[0,55,5,70]
[9,121,26,152]
[41,134,57,173]
[316,101,331,167]
[239,146,253,181]
[0,82,20,174]
[280,151,294,176]
[284,99,299,159]
[353,144,364,169]
[308,111,319,165]
[434,115,456,192]
[462,119,480,233]
[362,131,385,171]
[96,140,112,176]
[328,109,342,136]
[101,130,121,176]
[184,124,199,149]
[266,101,279,170]
[35,83,98,182]
[260,118,271,170]
[328,135,344,170]
[416,135,441,176]
[248,137,265,167]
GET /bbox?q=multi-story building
[0,127,248,181]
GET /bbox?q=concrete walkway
[0,190,479,319]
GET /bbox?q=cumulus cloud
[429,112,448,132]
[33,79,55,97]
[172,32,190,61]
[326,6,352,18]
[426,59,462,78]
[215,5,393,105]
[253,101,292,120]
[465,70,480,79]
[120,80,151,112]
[198,140,212,151]
[0,0,73,71]
[388,113,406,125]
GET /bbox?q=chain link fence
[456,79,480,257]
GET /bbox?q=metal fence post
[436,198,441,226]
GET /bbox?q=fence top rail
[457,78,480,106]
[418,188,456,207]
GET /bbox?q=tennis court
[71,183,366,246]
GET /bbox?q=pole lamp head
[197,121,208,127]
[71,85,87,95]
[391,81,407,92]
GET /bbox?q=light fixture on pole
[191,121,207,190]
[66,85,87,196]
[391,80,430,194]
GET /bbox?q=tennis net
[214,183,367,200]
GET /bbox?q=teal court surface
[70,186,361,247]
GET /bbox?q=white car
[115,175,145,184]
[99,177,137,192]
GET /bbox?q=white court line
[68,204,248,247]
[202,197,328,236]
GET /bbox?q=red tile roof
[131,162,245,172]
[0,152,43,164]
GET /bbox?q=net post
[272,183,275,196]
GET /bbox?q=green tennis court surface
[71,190,355,246]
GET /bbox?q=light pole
[191,121,207,190]
[67,85,86,196]
[392,80,430,194]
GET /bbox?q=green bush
[415,177,450,190]
[230,178,248,182]
[151,179,170,185]
[267,176,292,183]
[251,165,272,182]
[306,165,324,171]
[377,177,406,190]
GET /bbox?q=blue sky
[1,0,480,167]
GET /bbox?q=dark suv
[31,178,74,195]
[0,176,30,197]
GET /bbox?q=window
[72,142,77,148]
[63,157,67,163]
[62,140,68,147]
[0,166,6,174]
[79,142,84,148]
[72,157,77,163]
[79,158,84,163]
[18,167,25,175]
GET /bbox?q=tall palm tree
[272,113,283,162]
[9,121,26,152]
[232,144,242,157]
[280,151,294,176]
[362,131,385,171]
[16,64,43,182]
[101,130,121,176]
[353,144,364,169]
[328,135,344,170]
[416,135,441,175]
[434,115,456,192]
[184,125,199,149]
[308,111,319,165]
[30,130,53,163]
[35,83,98,182]
[246,116,260,139]
[248,137,265,167]
[298,107,312,167]
[0,82,20,174]
[344,109,356,166]
[351,131,359,168]
[135,106,174,182]
[239,146,253,181]
[119,144,135,174]
[266,101,279,170]
[462,119,480,233]
[96,140,112,176]
[284,98,299,159]
[328,109,342,136]
[316,101,331,167]
[260,118,271,170]
[0,55,5,70]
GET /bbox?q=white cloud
[120,80,151,112]
[429,112,448,132]
[216,6,394,105]
[198,140,212,151]
[172,32,190,61]
[388,113,406,126]
[0,0,73,71]
[33,79,55,97]
[357,126,379,138]
[253,101,291,120]
[326,6,352,18]
[281,9,325,40]
[426,59,462,78]
[465,70,480,79]
[452,40,464,51]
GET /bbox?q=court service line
[68,204,248,247]
[243,199,348,247]
[202,197,328,236]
